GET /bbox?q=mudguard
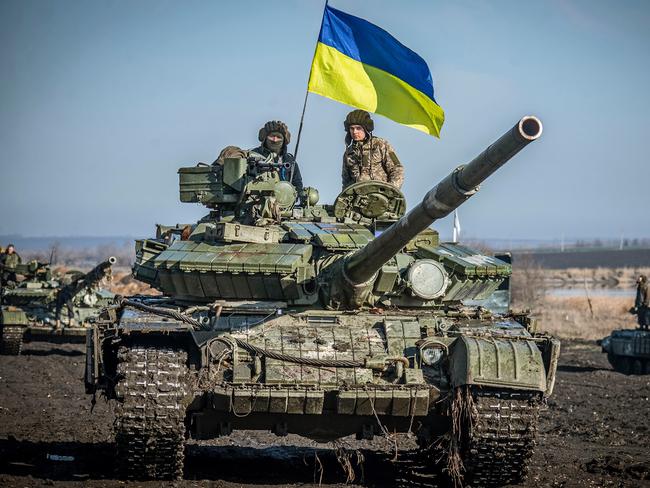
[448,336,547,392]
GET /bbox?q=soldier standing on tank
[248,121,304,195]
[54,286,77,330]
[342,109,404,190]
[632,275,649,330]
[0,244,22,287]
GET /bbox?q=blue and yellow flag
[308,5,445,137]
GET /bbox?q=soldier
[632,274,649,330]
[248,120,304,194]
[342,109,404,190]
[213,121,304,196]
[0,244,22,286]
[54,286,76,330]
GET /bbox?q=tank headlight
[421,346,444,366]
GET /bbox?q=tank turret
[134,117,542,312]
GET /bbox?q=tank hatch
[333,181,406,223]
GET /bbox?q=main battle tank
[0,257,116,354]
[85,116,560,486]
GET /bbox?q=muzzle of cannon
[343,116,543,287]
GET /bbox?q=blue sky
[1,0,649,240]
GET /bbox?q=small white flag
[452,210,461,242]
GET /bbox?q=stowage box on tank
[85,116,560,487]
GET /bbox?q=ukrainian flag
[308,5,445,137]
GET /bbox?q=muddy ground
[1,339,648,488]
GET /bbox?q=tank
[0,257,116,354]
[600,329,650,374]
[85,116,560,486]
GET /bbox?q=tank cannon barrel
[83,256,116,284]
[63,257,117,297]
[344,116,543,286]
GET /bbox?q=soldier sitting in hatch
[342,109,404,191]
[0,244,22,286]
[214,120,304,195]
[632,275,649,330]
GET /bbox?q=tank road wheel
[457,388,540,487]
[1,325,25,355]
[632,359,644,375]
[607,353,632,375]
[114,346,189,480]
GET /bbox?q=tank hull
[86,305,558,482]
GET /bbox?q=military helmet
[258,120,291,145]
[344,109,374,133]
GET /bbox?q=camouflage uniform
[634,276,649,329]
[0,249,21,286]
[342,137,404,189]
[341,109,404,190]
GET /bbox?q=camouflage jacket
[342,137,404,190]
[636,282,649,308]
[0,252,21,270]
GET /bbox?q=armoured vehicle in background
[0,257,116,354]
[85,116,560,486]
[600,329,650,374]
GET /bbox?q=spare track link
[114,345,189,480]
[462,390,540,487]
[1,326,25,355]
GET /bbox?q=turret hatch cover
[333,181,406,222]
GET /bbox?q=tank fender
[448,336,547,392]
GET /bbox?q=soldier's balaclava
[344,109,374,145]
[265,131,284,153]
[258,121,291,154]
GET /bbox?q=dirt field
[1,338,648,488]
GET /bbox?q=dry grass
[510,260,644,340]
[536,295,635,340]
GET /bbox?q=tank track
[607,353,650,375]
[114,345,189,480]
[1,326,25,355]
[461,390,540,487]
[405,389,540,487]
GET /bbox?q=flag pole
[292,0,328,162]
[293,91,310,161]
